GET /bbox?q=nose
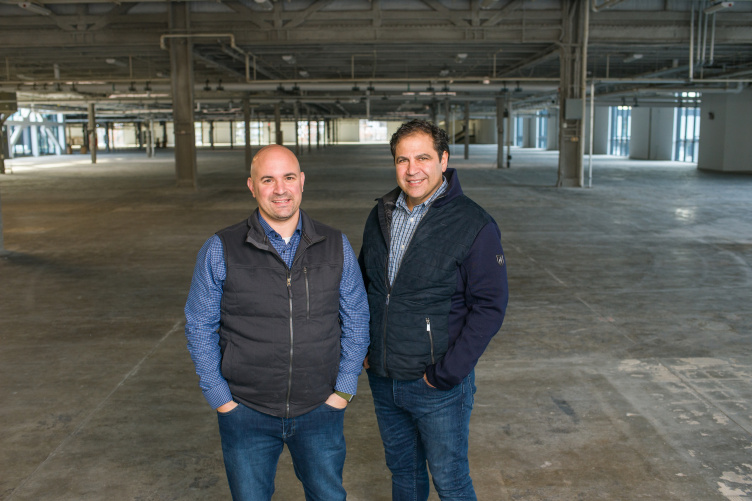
[272,181,286,194]
[405,159,418,176]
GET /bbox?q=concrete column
[464,101,470,159]
[316,119,321,150]
[169,1,197,189]
[630,107,674,160]
[229,120,234,150]
[557,0,587,187]
[294,101,300,157]
[522,117,537,148]
[273,103,281,145]
[0,116,8,174]
[307,116,312,153]
[698,87,752,172]
[162,121,168,148]
[30,123,39,157]
[104,122,110,152]
[444,98,450,132]
[547,108,559,151]
[495,97,504,168]
[87,103,96,164]
[243,97,252,169]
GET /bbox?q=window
[609,106,631,156]
[536,112,548,149]
[674,92,701,162]
[514,116,524,146]
[359,120,387,142]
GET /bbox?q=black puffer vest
[361,170,491,380]
[217,209,343,418]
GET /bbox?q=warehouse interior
[1,0,751,500]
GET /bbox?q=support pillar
[229,120,234,150]
[243,97,252,169]
[209,121,215,150]
[698,87,752,172]
[444,98,450,133]
[0,115,8,174]
[546,108,559,151]
[87,103,96,164]
[495,97,504,169]
[294,101,300,157]
[274,103,282,145]
[316,119,321,150]
[104,122,110,152]
[556,0,588,187]
[307,111,312,153]
[629,107,674,160]
[464,101,470,159]
[169,1,197,189]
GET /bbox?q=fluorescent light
[704,1,733,14]
[623,53,643,63]
[282,55,296,65]
[17,1,52,15]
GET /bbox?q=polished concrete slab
[1,145,750,500]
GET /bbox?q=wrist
[334,390,354,402]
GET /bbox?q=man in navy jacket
[359,120,508,501]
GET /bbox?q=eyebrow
[259,172,298,179]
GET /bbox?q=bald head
[250,145,300,178]
[247,144,305,234]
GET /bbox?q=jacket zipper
[303,267,310,319]
[426,317,435,364]
[285,270,294,418]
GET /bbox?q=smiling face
[393,132,448,210]
[247,145,305,227]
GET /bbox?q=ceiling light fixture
[704,1,733,14]
[282,55,297,65]
[455,53,468,63]
[439,67,450,77]
[216,79,224,91]
[204,80,211,91]
[17,1,52,16]
[298,70,309,78]
[623,53,643,63]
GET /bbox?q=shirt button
[409,217,414,222]
[401,244,405,249]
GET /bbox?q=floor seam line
[7,318,184,501]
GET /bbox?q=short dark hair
[389,119,450,161]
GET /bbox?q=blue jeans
[217,401,347,501]
[368,371,477,501]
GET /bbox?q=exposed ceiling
[1,0,751,123]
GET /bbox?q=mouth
[406,179,425,186]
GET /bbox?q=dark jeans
[217,401,347,501]
[368,371,477,501]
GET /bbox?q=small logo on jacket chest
[496,255,505,266]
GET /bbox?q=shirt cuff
[334,373,359,396]
[203,383,234,410]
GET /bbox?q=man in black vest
[185,145,369,500]
[359,120,509,501]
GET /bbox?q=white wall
[583,106,609,155]
[698,88,752,173]
[629,107,674,160]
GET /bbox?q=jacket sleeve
[425,221,509,390]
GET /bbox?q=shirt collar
[396,176,448,213]
[257,211,302,240]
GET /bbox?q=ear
[300,171,305,193]
[440,151,448,172]
[247,177,256,198]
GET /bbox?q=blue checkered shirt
[185,212,370,409]
[388,178,449,285]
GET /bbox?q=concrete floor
[1,145,751,501]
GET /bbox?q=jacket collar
[244,208,324,250]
